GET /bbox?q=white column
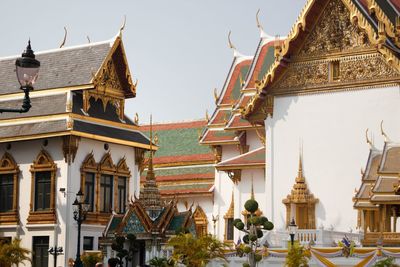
[265,114,274,222]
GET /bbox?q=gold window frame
[27,150,57,224]
[0,153,20,225]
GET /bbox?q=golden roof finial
[380,120,390,142]
[59,26,67,48]
[228,30,236,50]
[205,109,209,122]
[256,9,264,32]
[134,112,139,125]
[225,187,235,218]
[213,88,220,105]
[147,114,155,180]
[365,129,373,149]
[86,36,91,44]
[118,15,126,37]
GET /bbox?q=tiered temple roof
[141,120,215,198]
[244,0,400,122]
[0,36,152,150]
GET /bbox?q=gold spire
[296,149,305,183]
[139,115,162,219]
[225,188,234,218]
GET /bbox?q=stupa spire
[139,115,162,220]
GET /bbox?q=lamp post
[0,40,40,113]
[48,246,63,267]
[288,218,298,247]
[72,189,88,267]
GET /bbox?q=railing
[262,229,363,247]
[363,232,400,246]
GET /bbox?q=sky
[1,0,306,124]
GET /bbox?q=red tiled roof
[153,154,214,165]
[141,120,206,131]
[141,173,214,182]
[225,114,253,130]
[220,60,252,105]
[201,129,238,144]
[209,109,231,125]
[245,40,276,89]
[160,186,214,196]
[217,147,265,170]
[390,0,400,11]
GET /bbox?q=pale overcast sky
[1,0,306,124]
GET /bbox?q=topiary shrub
[234,198,274,267]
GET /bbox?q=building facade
[0,34,152,266]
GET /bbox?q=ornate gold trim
[0,153,20,225]
[27,150,57,224]
[224,190,235,241]
[193,205,208,237]
[62,135,80,164]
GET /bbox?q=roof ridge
[0,38,114,62]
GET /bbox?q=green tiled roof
[167,212,187,231]
[159,183,212,191]
[230,65,250,102]
[144,127,211,157]
[122,212,146,234]
[257,46,275,81]
[143,166,214,177]
[107,216,122,234]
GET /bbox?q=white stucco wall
[265,86,400,232]
[0,136,139,267]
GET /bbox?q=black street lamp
[0,40,40,113]
[72,189,88,267]
[48,246,63,267]
[288,218,298,247]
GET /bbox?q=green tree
[284,244,309,267]
[373,257,400,267]
[81,252,102,267]
[168,233,228,267]
[149,256,172,267]
[233,198,274,267]
[0,238,31,266]
[110,234,139,267]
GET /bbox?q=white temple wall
[246,130,263,152]
[265,86,400,232]
[0,137,67,267]
[67,137,137,265]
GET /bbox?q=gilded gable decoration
[0,153,20,225]
[298,0,370,58]
[134,148,146,172]
[224,190,235,242]
[194,205,208,237]
[227,170,241,184]
[28,150,57,224]
[99,152,116,174]
[81,152,97,172]
[282,153,318,229]
[116,157,130,176]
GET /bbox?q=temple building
[0,32,152,266]
[354,129,400,246]
[241,0,400,244]
[140,120,215,236]
[102,121,196,266]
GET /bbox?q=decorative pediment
[116,157,130,176]
[99,153,116,172]
[81,152,97,172]
[32,150,56,171]
[297,0,370,58]
[0,152,18,173]
[122,211,146,235]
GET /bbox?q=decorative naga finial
[213,88,220,104]
[361,168,365,176]
[119,15,126,37]
[228,30,236,50]
[59,26,67,48]
[205,109,209,122]
[87,36,91,43]
[256,9,263,31]
[134,112,139,125]
[380,120,390,142]
[365,129,373,148]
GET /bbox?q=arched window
[0,153,20,225]
[28,150,57,224]
[193,206,208,237]
[116,157,130,214]
[81,153,97,212]
[99,153,116,214]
